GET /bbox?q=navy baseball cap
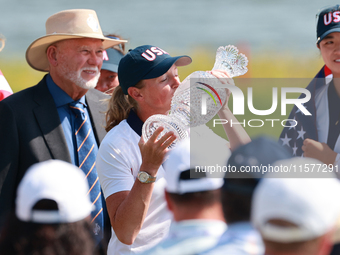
[316,5,340,44]
[118,45,192,95]
[102,48,124,73]
[223,136,292,193]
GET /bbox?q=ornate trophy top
[171,45,249,128]
[212,45,248,77]
[142,45,248,148]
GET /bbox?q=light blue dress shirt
[139,219,227,255]
[201,222,264,255]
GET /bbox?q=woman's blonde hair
[105,81,144,132]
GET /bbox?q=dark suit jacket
[0,75,109,227]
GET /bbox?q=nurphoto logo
[200,83,311,116]
[198,81,312,129]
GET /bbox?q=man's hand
[302,138,337,165]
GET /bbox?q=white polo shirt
[96,114,172,255]
[97,111,231,254]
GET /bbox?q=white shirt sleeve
[96,121,140,199]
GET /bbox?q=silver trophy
[142,45,248,148]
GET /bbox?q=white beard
[60,65,100,90]
[69,67,100,90]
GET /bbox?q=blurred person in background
[139,138,227,255]
[95,34,125,95]
[252,157,340,255]
[202,136,291,255]
[96,44,250,254]
[0,9,126,247]
[0,35,13,101]
[280,5,340,169]
[0,160,102,255]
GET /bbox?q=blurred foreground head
[163,138,226,221]
[16,159,93,223]
[0,160,99,255]
[222,136,291,223]
[252,157,340,255]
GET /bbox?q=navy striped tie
[70,101,103,239]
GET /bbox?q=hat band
[173,178,223,194]
[31,210,64,223]
[260,223,318,242]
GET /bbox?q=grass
[0,58,44,93]
[177,47,325,79]
[0,47,325,139]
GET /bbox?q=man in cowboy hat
[0,9,126,244]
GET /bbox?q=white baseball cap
[164,138,224,194]
[252,157,340,243]
[16,160,94,223]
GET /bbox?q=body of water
[0,0,336,59]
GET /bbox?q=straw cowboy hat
[26,9,127,72]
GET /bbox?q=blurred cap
[252,157,340,243]
[118,45,192,95]
[316,5,340,44]
[102,47,124,73]
[223,136,291,194]
[16,160,94,224]
[164,138,224,194]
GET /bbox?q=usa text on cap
[118,45,192,95]
[316,5,340,44]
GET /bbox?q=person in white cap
[252,157,340,255]
[137,138,227,255]
[0,160,100,255]
[0,9,126,244]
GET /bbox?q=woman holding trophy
[96,44,250,255]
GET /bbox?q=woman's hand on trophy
[139,127,177,175]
